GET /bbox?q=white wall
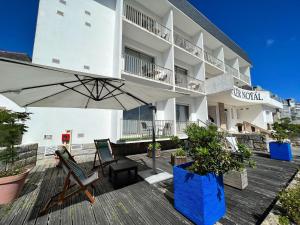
[26,0,120,146]
[175,95,208,124]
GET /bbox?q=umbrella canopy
[0,58,186,174]
[0,58,184,110]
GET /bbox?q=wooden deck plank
[1,149,299,225]
[1,165,43,225]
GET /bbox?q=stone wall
[232,133,268,152]
[0,143,38,172]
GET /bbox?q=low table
[109,160,138,184]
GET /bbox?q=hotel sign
[232,87,263,101]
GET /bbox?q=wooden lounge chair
[93,139,118,175]
[41,149,100,214]
[55,146,76,167]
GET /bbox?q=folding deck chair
[41,149,100,214]
[55,146,76,167]
[93,139,118,175]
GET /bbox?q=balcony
[123,3,171,51]
[174,32,203,65]
[175,72,204,93]
[239,72,251,84]
[122,54,173,86]
[225,64,239,79]
[204,50,224,75]
[120,119,174,141]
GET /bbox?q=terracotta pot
[171,154,187,166]
[147,148,161,158]
[0,168,31,204]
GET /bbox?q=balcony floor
[174,46,203,66]
[121,72,173,89]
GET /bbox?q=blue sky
[188,0,300,101]
[0,0,38,56]
[0,0,299,101]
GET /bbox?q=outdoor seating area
[0,145,299,225]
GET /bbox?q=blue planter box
[173,162,226,225]
[269,142,293,161]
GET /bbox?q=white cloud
[266,39,275,47]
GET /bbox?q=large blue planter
[269,142,293,161]
[173,162,226,225]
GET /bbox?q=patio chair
[55,146,76,167]
[140,121,152,137]
[41,149,100,214]
[93,139,118,175]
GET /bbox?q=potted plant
[0,109,31,204]
[173,124,253,225]
[171,148,187,166]
[147,142,161,158]
[223,143,255,190]
[170,136,187,166]
[270,118,298,161]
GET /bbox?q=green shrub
[272,118,299,142]
[278,216,290,225]
[147,142,161,150]
[279,184,300,225]
[0,109,31,177]
[170,135,183,149]
[184,124,255,176]
[173,147,186,157]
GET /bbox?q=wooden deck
[128,150,300,225]
[0,149,299,225]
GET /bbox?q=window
[85,10,91,16]
[57,10,64,16]
[77,133,84,138]
[124,47,154,75]
[123,105,152,121]
[175,65,188,86]
[83,65,90,70]
[44,135,53,140]
[52,58,60,64]
[59,0,66,5]
[176,104,189,122]
[85,22,91,27]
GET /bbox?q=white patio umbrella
[0,57,185,173]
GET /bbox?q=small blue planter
[173,162,226,225]
[269,142,293,161]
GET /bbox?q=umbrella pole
[150,105,157,174]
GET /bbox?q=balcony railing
[240,72,250,84]
[225,64,239,79]
[120,119,174,140]
[123,3,171,42]
[174,32,203,58]
[204,50,224,70]
[175,73,205,93]
[123,54,173,85]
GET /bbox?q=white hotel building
[0,0,282,146]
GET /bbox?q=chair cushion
[81,172,99,186]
